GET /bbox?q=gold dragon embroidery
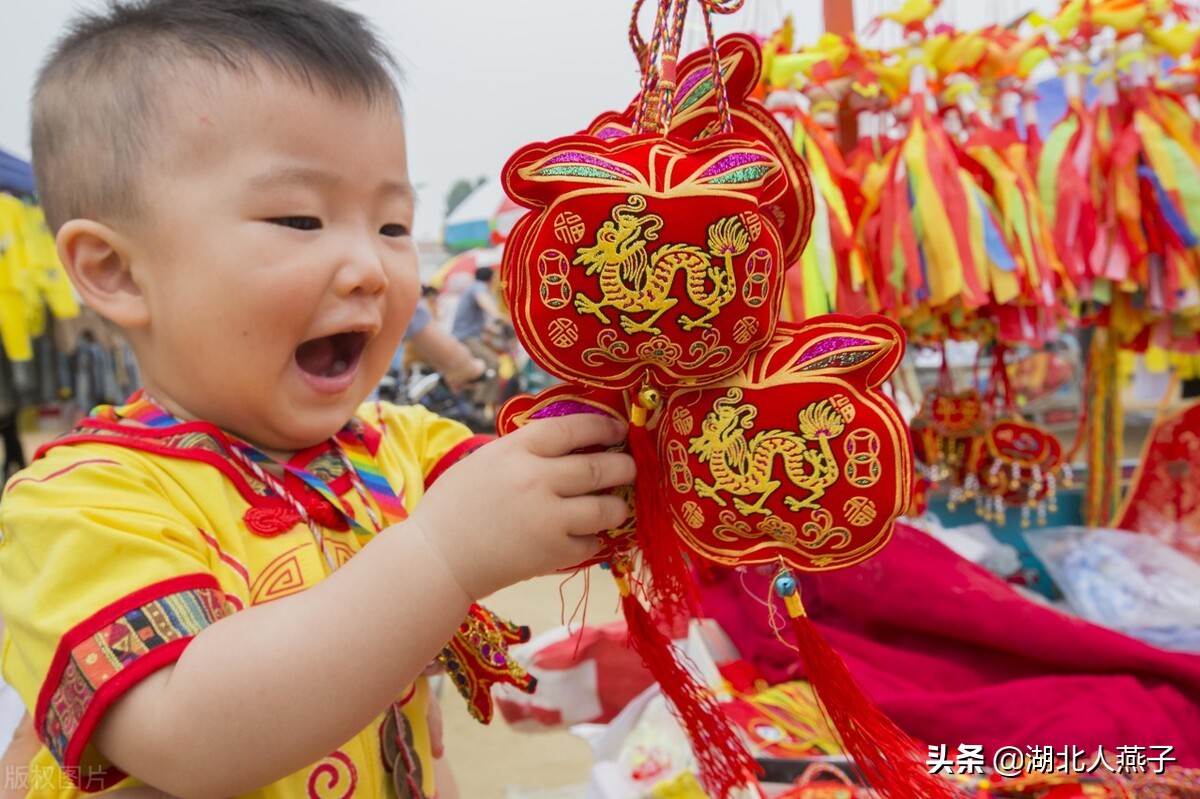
[689,388,847,515]
[572,194,749,335]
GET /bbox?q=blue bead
[599,561,611,571]
[773,574,798,598]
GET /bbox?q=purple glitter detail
[795,336,872,365]
[675,65,710,101]
[542,151,633,177]
[699,151,768,178]
[594,126,629,141]
[531,400,610,420]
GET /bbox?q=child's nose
[335,237,390,297]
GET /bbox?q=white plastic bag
[1023,526,1200,651]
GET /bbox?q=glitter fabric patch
[796,336,872,365]
[676,62,732,115]
[800,350,876,371]
[538,166,627,180]
[708,165,773,184]
[542,151,635,176]
[594,126,628,141]
[675,64,714,101]
[531,400,611,419]
[700,151,769,178]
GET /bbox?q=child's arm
[91,413,631,799]
[0,719,174,798]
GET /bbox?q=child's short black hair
[32,0,402,232]
[475,266,495,283]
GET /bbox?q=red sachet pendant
[496,384,634,567]
[656,317,912,571]
[501,132,789,390]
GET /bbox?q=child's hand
[410,414,633,599]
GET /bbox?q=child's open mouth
[295,331,367,382]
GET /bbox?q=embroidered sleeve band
[36,574,228,791]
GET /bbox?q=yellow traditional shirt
[0,399,491,797]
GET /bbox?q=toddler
[0,1,633,796]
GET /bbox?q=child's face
[127,68,418,452]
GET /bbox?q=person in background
[403,296,490,394]
[420,283,441,322]
[450,266,507,413]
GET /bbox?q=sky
[0,0,1054,241]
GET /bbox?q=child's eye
[380,223,410,238]
[269,216,322,231]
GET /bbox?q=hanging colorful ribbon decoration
[757,0,1200,526]
[496,3,954,796]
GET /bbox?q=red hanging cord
[614,560,760,798]
[627,380,697,621]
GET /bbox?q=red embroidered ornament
[980,420,1065,526]
[496,390,634,568]
[440,605,535,723]
[499,317,949,799]
[503,134,789,389]
[654,319,911,570]
[912,350,988,492]
[498,8,951,798]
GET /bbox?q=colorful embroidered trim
[37,576,226,782]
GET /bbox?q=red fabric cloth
[698,522,1200,765]
[1114,398,1200,559]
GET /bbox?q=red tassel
[776,573,964,799]
[627,391,695,621]
[619,579,761,798]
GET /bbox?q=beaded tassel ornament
[964,344,1070,529]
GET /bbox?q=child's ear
[56,219,150,329]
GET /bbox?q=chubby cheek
[188,301,292,379]
[386,273,420,334]
[368,314,409,377]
